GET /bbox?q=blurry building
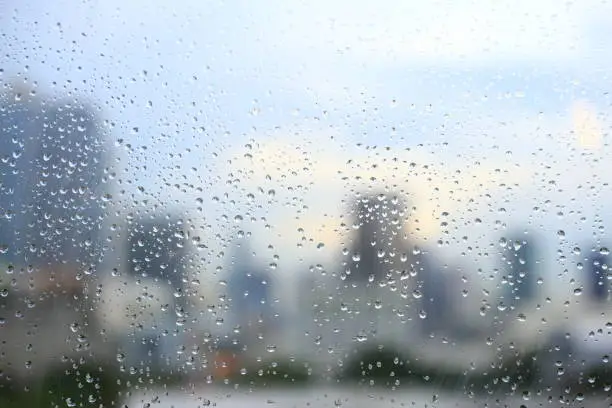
[226,241,272,348]
[585,248,610,302]
[0,85,107,287]
[344,192,410,286]
[499,233,539,309]
[127,216,188,301]
[118,216,190,370]
[321,192,416,355]
[416,253,452,334]
[0,83,110,380]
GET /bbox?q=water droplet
[522,390,530,401]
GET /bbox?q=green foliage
[340,346,463,388]
[339,345,541,393]
[560,364,612,395]
[231,359,312,387]
[0,363,122,408]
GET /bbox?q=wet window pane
[1,1,611,407]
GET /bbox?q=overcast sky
[2,0,612,295]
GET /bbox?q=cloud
[263,0,596,66]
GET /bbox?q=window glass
[1,1,611,407]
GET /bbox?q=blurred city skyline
[3,3,612,406]
[2,1,611,294]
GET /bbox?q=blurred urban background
[1,1,612,407]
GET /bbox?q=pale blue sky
[2,0,612,295]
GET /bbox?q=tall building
[344,192,410,286]
[500,233,538,308]
[127,216,188,302]
[417,254,451,334]
[227,241,272,341]
[0,85,107,287]
[585,249,609,302]
[0,84,111,380]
